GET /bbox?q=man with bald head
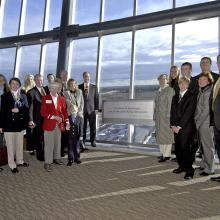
[79,72,99,148]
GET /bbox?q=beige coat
[153,86,175,144]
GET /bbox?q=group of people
[154,55,220,181]
[0,71,99,173]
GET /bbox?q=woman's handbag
[0,133,8,166]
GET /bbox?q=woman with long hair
[169,65,180,94]
[23,74,35,93]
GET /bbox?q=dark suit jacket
[210,86,220,128]
[0,91,29,132]
[78,83,99,114]
[170,90,197,132]
[27,87,44,126]
[44,85,50,95]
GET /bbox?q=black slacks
[174,129,195,172]
[214,126,220,161]
[83,112,96,142]
[32,125,44,160]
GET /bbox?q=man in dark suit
[195,57,219,83]
[27,74,46,161]
[78,72,99,147]
[44,73,55,95]
[181,62,199,95]
[170,77,197,180]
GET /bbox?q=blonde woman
[154,74,175,162]
[169,65,180,94]
[23,74,35,94]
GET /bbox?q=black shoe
[0,168,3,172]
[171,158,177,162]
[91,141,96,147]
[11,168,19,174]
[158,157,170,163]
[210,176,220,181]
[74,160,82,164]
[173,167,184,174]
[37,156,45,162]
[200,171,215,176]
[184,169,194,180]
[17,162,29,167]
[61,153,66,157]
[67,160,73,166]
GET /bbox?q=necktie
[84,85,89,97]
[178,94,182,103]
[41,88,46,96]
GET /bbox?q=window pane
[135,25,172,99]
[0,48,16,80]
[1,0,21,37]
[104,0,133,21]
[70,37,98,84]
[176,0,216,7]
[19,45,41,86]
[175,18,219,75]
[73,0,100,25]
[97,32,132,143]
[48,0,62,30]
[44,42,59,76]
[24,0,45,34]
[137,0,172,15]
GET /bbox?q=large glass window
[97,32,132,143]
[44,42,59,77]
[0,48,16,80]
[100,32,132,101]
[24,0,45,34]
[134,25,172,99]
[70,37,98,84]
[137,0,172,15]
[48,0,62,30]
[19,45,41,86]
[1,0,21,37]
[73,0,100,25]
[104,0,133,21]
[176,0,216,7]
[175,18,219,75]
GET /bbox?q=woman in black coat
[170,76,197,180]
[0,78,29,173]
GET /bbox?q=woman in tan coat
[154,74,175,162]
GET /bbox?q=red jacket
[41,94,69,131]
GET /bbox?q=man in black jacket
[78,72,99,147]
[27,74,46,161]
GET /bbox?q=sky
[0,0,219,86]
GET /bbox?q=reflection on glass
[70,37,98,84]
[19,45,41,86]
[134,25,172,99]
[74,0,100,25]
[137,0,171,15]
[24,0,45,34]
[175,18,218,76]
[176,0,215,7]
[1,0,21,37]
[44,42,59,76]
[48,0,62,30]
[0,48,16,81]
[104,0,133,21]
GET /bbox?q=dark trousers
[61,130,68,155]
[174,129,195,172]
[26,128,34,151]
[83,112,96,142]
[32,125,44,160]
[68,130,80,162]
[214,126,220,160]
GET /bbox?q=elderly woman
[171,77,197,180]
[41,81,70,172]
[0,77,29,173]
[154,74,175,162]
[195,72,215,176]
[64,79,84,165]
